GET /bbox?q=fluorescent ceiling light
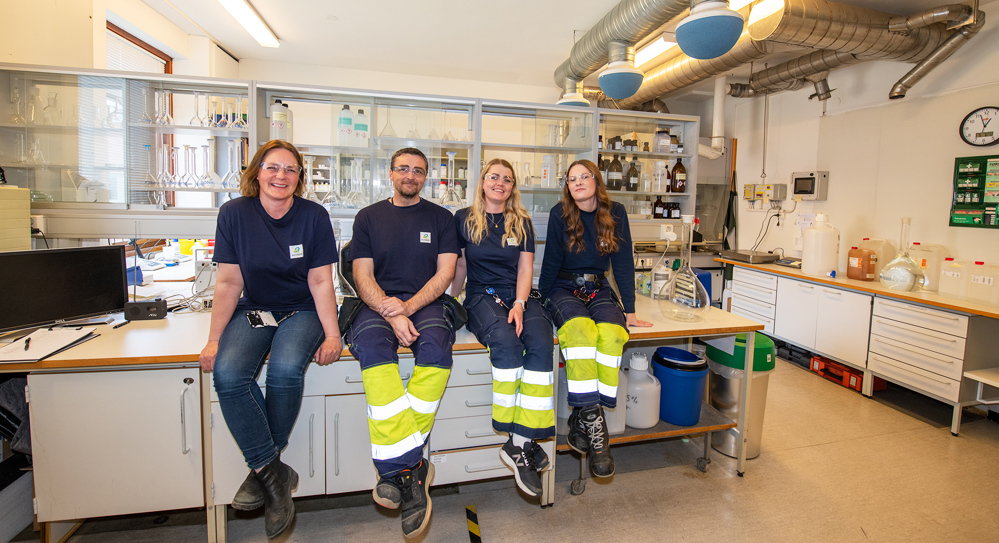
[635,36,678,68]
[218,0,279,48]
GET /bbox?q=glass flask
[156,141,170,187]
[221,140,238,189]
[199,139,223,189]
[879,217,925,291]
[26,88,42,125]
[658,215,711,322]
[190,91,203,126]
[440,151,463,211]
[140,91,154,124]
[8,87,25,124]
[159,90,174,125]
[302,155,322,203]
[343,157,367,208]
[170,147,182,188]
[233,98,247,129]
[26,137,45,165]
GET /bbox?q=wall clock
[960,106,999,146]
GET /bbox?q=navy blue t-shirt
[213,196,337,312]
[454,208,534,297]
[350,198,459,296]
[539,201,635,313]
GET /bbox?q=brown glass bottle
[608,154,623,190]
[670,158,686,193]
[653,195,665,219]
[626,156,639,192]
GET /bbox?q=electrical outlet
[660,224,677,241]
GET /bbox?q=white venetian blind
[106,30,167,73]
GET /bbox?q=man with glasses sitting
[346,147,459,539]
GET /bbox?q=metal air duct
[889,12,986,99]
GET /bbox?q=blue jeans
[213,310,325,470]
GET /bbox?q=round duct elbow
[557,92,591,107]
[676,1,745,60]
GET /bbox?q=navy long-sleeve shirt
[539,201,635,313]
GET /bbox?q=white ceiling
[143,0,964,93]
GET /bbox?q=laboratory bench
[718,258,999,436]
[5,290,762,543]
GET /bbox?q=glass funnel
[879,217,925,291]
[658,215,711,322]
[379,106,397,137]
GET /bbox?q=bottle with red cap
[938,258,970,300]
[967,261,999,306]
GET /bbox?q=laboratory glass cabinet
[0,64,698,241]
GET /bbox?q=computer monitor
[0,245,128,334]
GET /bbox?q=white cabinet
[324,393,378,493]
[774,277,819,349]
[773,276,872,368]
[729,268,778,334]
[28,368,203,522]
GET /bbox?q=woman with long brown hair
[450,158,554,499]
[538,158,651,479]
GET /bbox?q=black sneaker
[373,475,402,510]
[527,440,551,472]
[399,459,434,539]
[231,470,264,511]
[580,405,615,478]
[567,406,589,454]
[499,438,543,496]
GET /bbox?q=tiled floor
[14,358,999,542]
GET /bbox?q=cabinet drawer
[873,298,968,338]
[305,358,415,396]
[430,441,554,486]
[870,317,965,360]
[430,414,505,451]
[729,301,774,335]
[868,352,961,402]
[438,384,493,420]
[730,292,776,319]
[733,268,778,291]
[447,352,493,387]
[869,334,964,381]
[731,278,777,305]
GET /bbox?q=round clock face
[960,107,999,146]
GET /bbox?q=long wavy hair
[240,140,305,198]
[560,159,619,255]
[464,158,532,246]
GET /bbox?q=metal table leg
[570,451,587,495]
[736,332,755,476]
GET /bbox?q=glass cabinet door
[1,69,127,204]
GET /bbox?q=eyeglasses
[484,173,514,184]
[567,173,595,184]
[391,166,427,178]
[261,162,302,175]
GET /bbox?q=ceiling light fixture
[598,40,644,100]
[729,0,754,10]
[218,0,280,48]
[635,36,678,68]
[675,0,745,60]
[556,77,589,107]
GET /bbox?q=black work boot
[257,457,299,540]
[231,470,264,511]
[373,474,402,509]
[580,405,615,478]
[399,459,434,538]
[567,406,589,454]
[528,440,551,472]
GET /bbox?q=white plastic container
[625,353,661,429]
[801,212,840,278]
[337,105,354,146]
[938,258,970,301]
[967,261,999,306]
[269,99,288,140]
[908,242,949,291]
[283,103,294,142]
[605,368,627,435]
[353,108,369,148]
[859,238,896,278]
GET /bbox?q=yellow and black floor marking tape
[466,504,481,543]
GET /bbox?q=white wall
[721,1,999,269]
[0,0,96,68]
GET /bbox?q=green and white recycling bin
[706,332,775,459]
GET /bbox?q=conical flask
[879,217,925,291]
[658,215,710,322]
[332,220,357,298]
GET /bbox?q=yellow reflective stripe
[567,378,598,394]
[493,391,517,408]
[370,431,423,461]
[367,395,411,421]
[521,369,553,386]
[406,392,440,415]
[492,366,522,383]
[597,381,618,398]
[595,352,621,368]
[562,346,597,360]
[517,394,554,411]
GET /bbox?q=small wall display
[950,154,999,228]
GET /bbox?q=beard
[395,180,423,198]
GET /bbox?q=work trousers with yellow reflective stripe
[543,279,629,408]
[347,302,455,477]
[464,292,555,440]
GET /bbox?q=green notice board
[950,154,999,228]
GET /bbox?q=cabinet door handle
[465,368,492,376]
[736,282,772,296]
[464,430,497,438]
[798,284,814,290]
[464,464,505,473]
[179,384,191,455]
[875,319,958,343]
[309,413,315,478]
[822,289,842,295]
[345,375,363,384]
[464,400,491,408]
[401,373,412,380]
[333,413,340,476]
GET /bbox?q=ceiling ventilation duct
[675,0,745,59]
[598,40,645,99]
[557,78,590,106]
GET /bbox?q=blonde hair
[465,158,533,247]
[240,140,305,198]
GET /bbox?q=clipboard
[0,327,99,363]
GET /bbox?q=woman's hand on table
[199,341,219,372]
[507,303,524,336]
[314,336,343,366]
[626,313,653,328]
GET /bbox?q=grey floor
[15,359,999,542]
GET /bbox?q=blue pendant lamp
[675,0,745,60]
[598,40,644,100]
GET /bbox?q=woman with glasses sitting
[200,140,342,540]
[538,159,652,480]
[449,158,554,499]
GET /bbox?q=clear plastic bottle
[967,262,999,306]
[605,367,627,435]
[907,242,949,291]
[283,103,294,142]
[337,105,354,146]
[879,217,925,291]
[625,353,661,429]
[42,92,60,125]
[353,108,369,148]
[659,215,711,321]
[269,99,288,140]
[801,212,840,277]
[859,238,895,278]
[938,258,970,301]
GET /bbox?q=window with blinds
[106,29,167,74]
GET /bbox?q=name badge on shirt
[289,244,304,259]
[420,232,432,244]
[506,236,517,247]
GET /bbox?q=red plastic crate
[809,355,886,392]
